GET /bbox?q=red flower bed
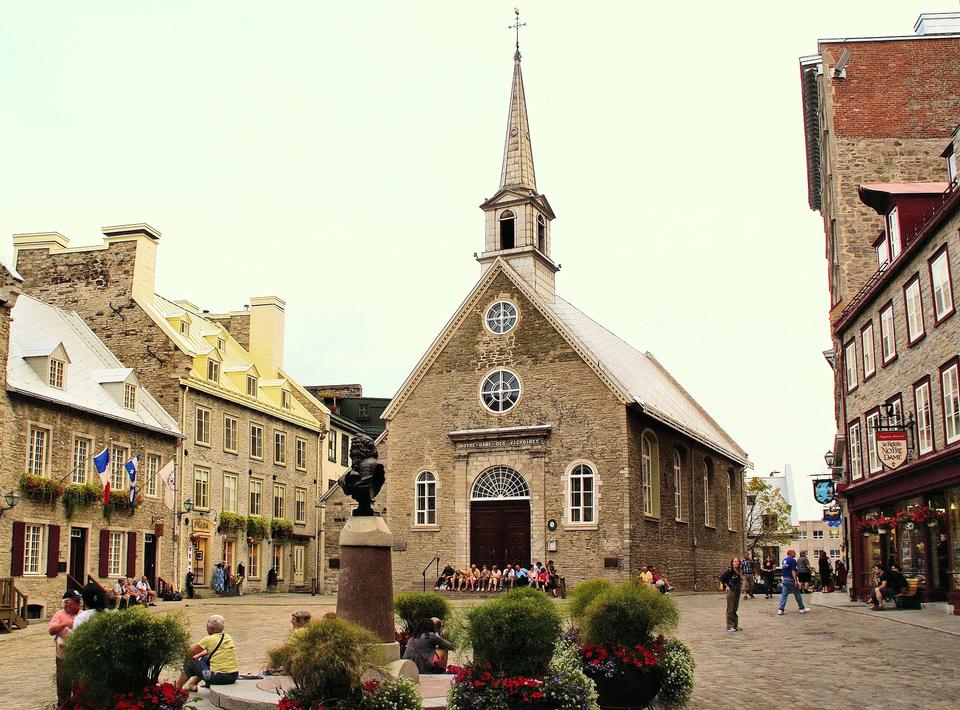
[66,682,189,710]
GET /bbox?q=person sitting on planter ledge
[176,614,239,690]
[869,563,907,610]
[402,617,455,674]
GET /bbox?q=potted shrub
[247,515,269,540]
[62,482,101,519]
[577,581,679,709]
[19,472,65,503]
[217,511,246,535]
[393,591,452,654]
[271,518,294,541]
[61,606,190,709]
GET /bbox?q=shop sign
[876,430,908,469]
[192,518,212,533]
[823,506,842,527]
[813,479,835,505]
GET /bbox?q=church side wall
[385,272,631,591]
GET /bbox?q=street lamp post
[0,490,21,517]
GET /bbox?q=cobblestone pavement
[2,591,959,709]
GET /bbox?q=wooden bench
[895,578,922,610]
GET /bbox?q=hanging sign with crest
[876,430,908,469]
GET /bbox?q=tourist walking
[719,558,743,632]
[740,552,756,599]
[49,589,81,707]
[796,550,813,593]
[818,551,833,592]
[778,549,809,615]
[760,555,775,598]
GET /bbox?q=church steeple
[499,51,537,192]
[478,21,558,303]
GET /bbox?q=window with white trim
[281,390,292,409]
[862,323,876,378]
[123,383,137,410]
[880,304,896,363]
[480,369,521,413]
[328,433,337,462]
[110,446,128,490]
[108,531,124,577]
[247,375,258,397]
[250,423,263,459]
[813,530,824,539]
[180,321,190,337]
[727,470,736,530]
[876,235,890,268]
[273,483,286,519]
[931,248,954,321]
[942,363,960,445]
[145,454,160,497]
[207,358,220,383]
[48,359,65,388]
[224,473,238,513]
[224,415,238,453]
[471,467,530,500]
[415,471,437,526]
[194,467,210,510]
[915,381,934,455]
[217,337,225,352]
[296,438,307,471]
[23,524,43,575]
[195,407,210,445]
[844,341,857,391]
[830,528,840,539]
[249,479,262,516]
[904,277,924,343]
[485,301,518,334]
[641,431,660,517]
[673,450,685,521]
[888,207,902,260]
[568,463,596,524]
[27,425,49,475]
[272,546,283,580]
[889,397,903,427]
[848,422,862,480]
[274,430,287,465]
[703,461,713,527]
[249,541,261,579]
[866,412,881,474]
[295,488,306,524]
[72,437,91,484]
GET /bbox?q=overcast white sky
[1,1,951,483]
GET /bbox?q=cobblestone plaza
[1,592,958,709]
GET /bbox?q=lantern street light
[0,490,21,517]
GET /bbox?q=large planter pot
[594,667,661,710]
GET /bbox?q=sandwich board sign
[876,430,908,469]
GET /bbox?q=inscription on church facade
[456,437,542,449]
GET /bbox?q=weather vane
[509,8,526,57]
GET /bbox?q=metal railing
[422,556,440,592]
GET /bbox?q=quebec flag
[126,456,139,507]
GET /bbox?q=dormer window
[247,375,258,397]
[281,390,291,409]
[499,210,515,250]
[947,146,957,185]
[48,359,65,389]
[537,214,546,252]
[887,206,901,261]
[207,359,220,382]
[180,321,190,337]
[875,233,890,268]
[123,383,137,410]
[217,337,225,353]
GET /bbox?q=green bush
[268,617,380,708]
[567,579,614,621]
[62,482,101,519]
[466,588,562,676]
[581,582,679,648]
[360,676,423,709]
[247,515,268,539]
[394,592,452,633]
[657,639,696,708]
[62,606,189,706]
[19,472,65,503]
[271,518,294,541]
[218,511,246,534]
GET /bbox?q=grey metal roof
[6,294,182,437]
[547,296,749,465]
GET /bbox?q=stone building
[0,264,182,620]
[380,48,749,591]
[833,125,960,609]
[12,225,328,595]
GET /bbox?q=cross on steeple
[509,8,526,60]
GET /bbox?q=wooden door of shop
[143,534,158,589]
[69,527,87,581]
[470,500,531,568]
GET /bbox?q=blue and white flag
[126,456,139,506]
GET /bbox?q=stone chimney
[248,296,285,376]
[101,224,160,304]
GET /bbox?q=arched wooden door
[469,467,531,568]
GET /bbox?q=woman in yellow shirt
[176,614,239,691]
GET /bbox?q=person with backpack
[176,614,239,691]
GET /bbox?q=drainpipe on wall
[174,385,190,594]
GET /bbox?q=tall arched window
[641,431,660,517]
[703,459,714,527]
[499,210,516,250]
[568,462,596,524]
[727,469,737,531]
[415,471,437,526]
[471,466,530,500]
[537,214,546,252]
[673,449,685,522]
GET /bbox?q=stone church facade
[382,48,749,591]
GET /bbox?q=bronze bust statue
[337,433,385,516]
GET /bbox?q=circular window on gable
[485,301,518,334]
[480,369,521,413]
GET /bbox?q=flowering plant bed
[19,472,65,503]
[103,489,138,522]
[66,682,194,709]
[217,510,246,534]
[855,515,896,535]
[579,637,663,679]
[448,662,597,709]
[277,676,423,710]
[63,482,102,518]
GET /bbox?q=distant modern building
[306,384,390,438]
